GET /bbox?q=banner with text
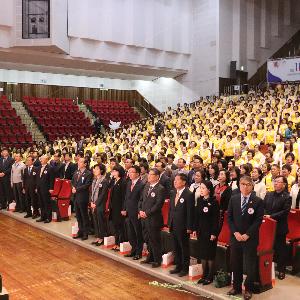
[267,57,300,83]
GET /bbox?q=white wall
[218,0,300,79]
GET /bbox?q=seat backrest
[51,178,63,197]
[218,211,231,246]
[58,179,72,199]
[161,199,170,226]
[287,209,300,241]
[257,217,277,253]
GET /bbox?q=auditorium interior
[1,0,300,299]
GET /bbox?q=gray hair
[240,175,254,187]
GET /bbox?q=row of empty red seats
[0,95,33,147]
[23,96,74,106]
[85,99,129,108]
[84,99,140,126]
[22,96,94,141]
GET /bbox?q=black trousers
[113,219,125,245]
[37,188,52,220]
[91,207,107,239]
[127,216,143,256]
[74,198,89,236]
[13,182,25,211]
[24,187,39,215]
[171,229,190,271]
[274,234,287,273]
[0,177,12,208]
[230,242,258,292]
[144,222,162,263]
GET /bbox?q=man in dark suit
[23,156,39,219]
[139,168,165,267]
[264,175,291,280]
[187,155,204,185]
[155,161,172,199]
[32,151,41,168]
[61,152,76,180]
[72,157,93,240]
[122,165,145,260]
[50,152,64,179]
[168,173,194,277]
[227,175,264,300]
[36,155,54,223]
[0,148,14,210]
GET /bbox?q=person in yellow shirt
[253,144,265,166]
[199,141,211,166]
[246,149,259,168]
[233,149,245,167]
[281,164,295,192]
[256,123,265,142]
[223,135,235,159]
[265,124,276,145]
[264,164,280,192]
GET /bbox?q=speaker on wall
[230,61,237,79]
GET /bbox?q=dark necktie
[241,196,248,215]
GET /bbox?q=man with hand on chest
[168,173,194,277]
[36,155,54,223]
[227,175,264,300]
[122,165,145,260]
[23,156,39,219]
[72,157,93,241]
[11,153,26,213]
[139,168,166,268]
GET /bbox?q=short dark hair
[200,180,215,198]
[282,164,292,173]
[93,163,106,175]
[140,163,149,172]
[130,165,141,174]
[149,168,161,176]
[175,173,188,183]
[112,165,125,178]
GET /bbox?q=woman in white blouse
[189,170,206,206]
[290,168,300,209]
[251,167,267,200]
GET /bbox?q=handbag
[213,269,231,288]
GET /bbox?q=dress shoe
[133,255,142,260]
[44,219,51,223]
[151,262,161,268]
[95,241,104,246]
[32,214,39,219]
[24,214,32,218]
[243,290,252,300]
[197,278,205,284]
[227,288,242,296]
[124,253,135,258]
[19,210,24,213]
[278,272,285,280]
[36,218,45,222]
[202,279,213,285]
[73,235,83,239]
[178,270,188,277]
[81,235,88,241]
[169,268,181,275]
[91,241,98,245]
[140,259,153,264]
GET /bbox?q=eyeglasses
[240,182,252,187]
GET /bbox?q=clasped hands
[234,232,249,242]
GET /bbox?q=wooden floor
[0,214,204,300]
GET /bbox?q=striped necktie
[241,196,248,215]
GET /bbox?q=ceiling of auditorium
[0,47,186,81]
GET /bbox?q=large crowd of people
[0,83,300,300]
